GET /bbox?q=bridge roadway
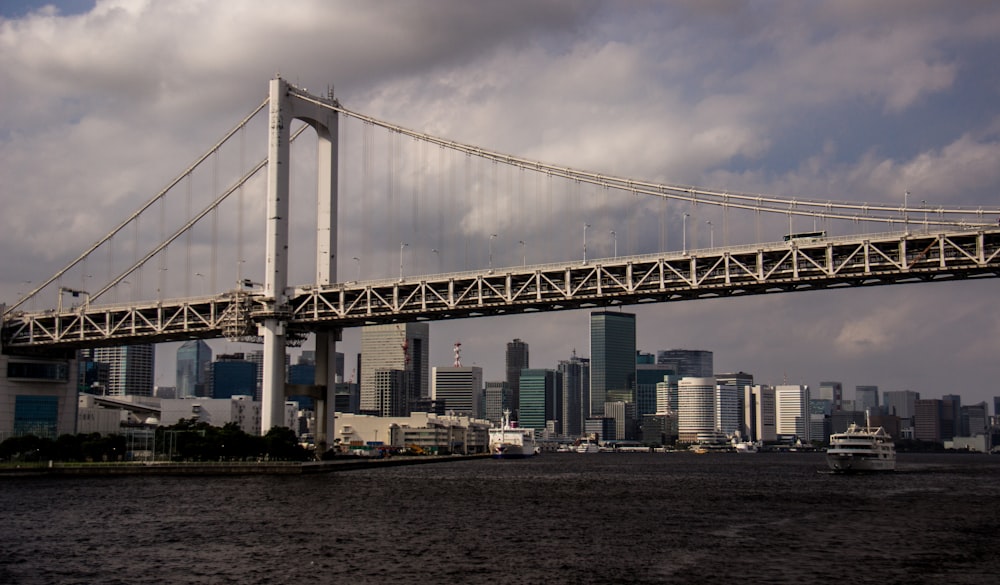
[4,227,1000,352]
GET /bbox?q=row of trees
[0,420,312,463]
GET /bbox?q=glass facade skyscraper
[519,368,561,433]
[590,311,635,417]
[505,338,529,418]
[558,352,589,438]
[176,339,212,398]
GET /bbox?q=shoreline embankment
[0,454,490,477]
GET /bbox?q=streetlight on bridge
[518,240,525,267]
[583,223,591,264]
[399,243,408,281]
[489,234,498,273]
[706,220,714,248]
[610,230,617,259]
[352,257,360,283]
[683,213,690,254]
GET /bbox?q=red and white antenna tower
[453,342,462,367]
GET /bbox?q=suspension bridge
[4,78,1000,441]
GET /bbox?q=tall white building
[746,385,777,442]
[775,384,810,442]
[89,345,155,397]
[360,323,429,415]
[432,366,483,418]
[678,377,715,443]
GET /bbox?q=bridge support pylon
[261,77,339,438]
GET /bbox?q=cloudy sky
[2,1,1000,407]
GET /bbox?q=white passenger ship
[489,410,538,459]
[826,420,896,472]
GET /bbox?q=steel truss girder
[4,229,1000,350]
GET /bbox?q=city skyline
[154,319,994,414]
[3,2,1000,407]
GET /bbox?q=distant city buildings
[85,345,155,397]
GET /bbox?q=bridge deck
[4,228,999,350]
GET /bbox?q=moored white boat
[489,410,538,459]
[826,422,895,472]
[575,440,599,453]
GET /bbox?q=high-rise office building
[89,344,155,397]
[519,368,562,433]
[176,339,212,398]
[370,369,409,417]
[855,385,879,415]
[605,400,638,441]
[590,311,636,417]
[677,377,715,443]
[656,349,713,378]
[746,385,777,442]
[637,359,675,417]
[960,402,988,437]
[716,383,742,437]
[432,366,483,418]
[775,384,810,443]
[558,352,590,438]
[360,323,429,415]
[484,381,511,425]
[884,390,920,425]
[655,374,680,416]
[211,353,257,399]
[914,399,944,442]
[819,381,843,412]
[505,338,529,418]
[717,372,752,435]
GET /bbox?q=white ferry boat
[826,422,896,472]
[575,440,599,453]
[489,410,538,459]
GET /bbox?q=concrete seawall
[0,454,491,477]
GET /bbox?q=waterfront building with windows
[677,377,715,443]
[775,385,811,443]
[0,352,78,440]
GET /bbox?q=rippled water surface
[3,453,1000,584]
